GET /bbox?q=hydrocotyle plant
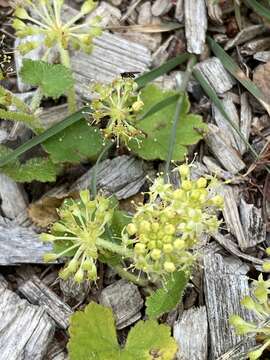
[230,248,270,360]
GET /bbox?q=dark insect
[120,71,140,79]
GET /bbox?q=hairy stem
[114,264,149,287]
[164,55,197,183]
[96,238,133,258]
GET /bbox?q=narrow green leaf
[0,107,90,167]
[146,271,188,319]
[135,53,190,88]
[244,0,270,22]
[207,36,270,115]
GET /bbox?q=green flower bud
[174,239,185,250]
[152,222,160,232]
[182,180,192,191]
[134,243,146,255]
[14,7,29,19]
[163,244,173,253]
[211,195,224,207]
[150,249,161,260]
[241,296,257,311]
[179,164,190,179]
[254,285,268,304]
[173,189,185,200]
[132,100,144,112]
[196,177,207,188]
[266,247,270,256]
[68,259,79,273]
[140,220,151,233]
[44,253,58,262]
[248,348,264,360]
[81,0,96,15]
[164,224,175,235]
[229,315,257,335]
[263,261,270,272]
[74,268,84,283]
[80,189,90,205]
[52,222,68,233]
[40,233,56,242]
[164,262,176,273]
[126,223,137,236]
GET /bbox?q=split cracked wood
[0,276,55,360]
[0,216,53,265]
[204,253,255,359]
[18,275,73,329]
[173,306,208,360]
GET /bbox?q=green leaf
[244,0,270,22]
[129,84,207,161]
[68,302,178,360]
[146,271,188,319]
[43,119,105,163]
[0,145,58,182]
[20,59,74,98]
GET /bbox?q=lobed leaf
[68,302,178,360]
[129,84,207,161]
[146,271,188,319]
[20,59,74,98]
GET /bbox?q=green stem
[59,47,77,113]
[0,85,30,113]
[164,55,197,182]
[0,108,39,128]
[114,264,149,287]
[96,238,133,258]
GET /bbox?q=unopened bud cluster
[123,164,223,279]
[230,248,270,360]
[90,77,144,147]
[12,0,102,55]
[41,190,114,283]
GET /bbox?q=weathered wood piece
[43,155,149,200]
[99,279,144,329]
[87,1,121,27]
[39,104,69,129]
[220,185,247,250]
[175,0,184,22]
[204,253,255,359]
[173,306,208,360]
[195,57,235,94]
[241,37,270,56]
[225,25,266,50]
[19,275,73,329]
[151,0,173,16]
[71,32,151,100]
[213,94,244,153]
[254,51,270,62]
[240,92,252,154]
[202,156,235,182]
[206,0,223,24]
[0,173,29,223]
[213,232,264,265]
[239,198,266,248]
[184,0,207,54]
[0,217,53,265]
[205,124,246,174]
[0,277,54,360]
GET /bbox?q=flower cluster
[41,190,115,283]
[90,77,144,147]
[122,164,223,280]
[12,0,102,55]
[230,248,270,360]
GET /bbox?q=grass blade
[138,94,179,121]
[106,22,183,33]
[136,53,190,88]
[244,0,270,22]
[193,68,270,174]
[0,107,90,167]
[207,36,270,115]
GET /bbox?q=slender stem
[164,55,197,182]
[59,47,77,113]
[114,264,149,287]
[96,238,133,258]
[91,140,115,199]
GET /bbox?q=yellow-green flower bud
[152,222,160,232]
[164,261,176,272]
[229,315,257,335]
[68,259,79,273]
[80,189,90,205]
[134,243,146,255]
[263,261,270,272]
[164,224,175,235]
[150,249,161,260]
[140,220,151,233]
[174,239,185,250]
[74,268,84,283]
[81,0,96,15]
[179,164,190,179]
[14,7,29,20]
[163,244,173,253]
[211,195,224,207]
[126,223,137,236]
[248,348,264,360]
[266,247,270,256]
[196,177,207,188]
[40,233,56,242]
[173,189,185,200]
[241,296,257,311]
[44,253,58,262]
[52,222,68,233]
[182,180,192,191]
[132,100,144,112]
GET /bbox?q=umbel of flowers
[41,164,223,283]
[90,77,144,148]
[122,164,223,280]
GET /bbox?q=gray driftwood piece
[240,92,252,154]
[0,217,53,265]
[99,279,144,329]
[42,155,148,200]
[0,173,29,224]
[203,156,235,182]
[204,253,255,359]
[18,275,73,329]
[254,51,270,62]
[173,306,208,360]
[39,104,69,129]
[239,198,266,248]
[205,124,246,174]
[184,0,207,54]
[225,25,266,50]
[195,57,235,94]
[71,32,151,100]
[0,277,54,360]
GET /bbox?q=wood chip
[225,25,266,50]
[204,253,256,359]
[173,306,208,360]
[18,275,73,329]
[239,198,266,248]
[254,51,270,63]
[241,37,270,56]
[184,0,207,54]
[195,57,235,94]
[202,156,235,182]
[0,277,55,360]
[205,124,246,174]
[99,279,143,329]
[175,0,184,23]
[0,217,53,265]
[151,0,173,17]
[206,0,223,24]
[239,92,252,154]
[253,61,270,100]
[86,1,121,27]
